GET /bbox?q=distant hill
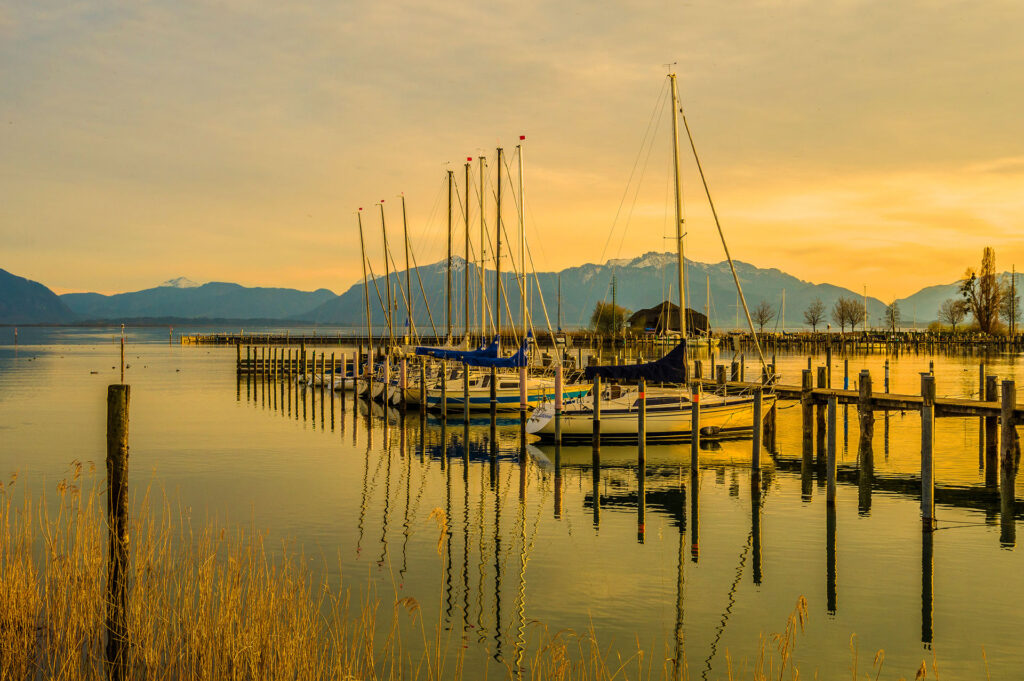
[300,252,889,331]
[61,282,335,320]
[0,268,75,324]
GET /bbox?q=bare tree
[803,298,825,332]
[937,298,968,331]
[960,247,1002,334]
[752,300,776,333]
[1000,273,1020,334]
[831,298,850,333]
[884,301,900,333]
[847,297,866,331]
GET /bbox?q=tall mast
[357,209,373,373]
[781,288,786,333]
[669,73,688,339]
[447,169,454,341]
[401,194,412,344]
[705,273,710,334]
[479,156,488,337]
[557,274,562,332]
[464,158,471,346]
[495,148,504,343]
[518,138,527,340]
[379,202,392,347]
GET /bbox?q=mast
[379,202,392,347]
[705,274,710,335]
[479,156,487,337]
[669,73,688,339]
[357,210,373,375]
[447,169,454,342]
[464,158,471,346]
[518,138,527,340]
[557,274,562,332]
[401,194,412,344]
[495,148,504,343]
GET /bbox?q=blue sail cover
[414,336,499,362]
[584,342,689,383]
[466,339,529,368]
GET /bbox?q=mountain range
[1,255,1015,329]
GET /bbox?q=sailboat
[527,72,772,442]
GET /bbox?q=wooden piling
[985,375,998,487]
[105,384,130,678]
[1000,380,1017,530]
[801,369,814,463]
[440,359,448,420]
[592,375,602,448]
[858,370,874,458]
[827,395,837,504]
[716,365,726,395]
[921,373,936,530]
[638,378,647,460]
[730,361,739,382]
[752,386,762,471]
[816,367,827,462]
[690,383,700,472]
[554,365,563,445]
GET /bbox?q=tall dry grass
[0,465,933,680]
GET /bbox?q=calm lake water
[1,328,1022,679]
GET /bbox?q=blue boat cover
[584,342,689,383]
[414,336,499,362]
[465,339,528,368]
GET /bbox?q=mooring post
[884,359,890,393]
[236,343,241,374]
[105,384,130,680]
[858,370,874,457]
[462,360,470,425]
[985,375,998,487]
[843,358,849,390]
[554,365,563,445]
[1000,379,1017,546]
[816,367,827,462]
[440,359,448,421]
[339,352,347,411]
[419,360,427,415]
[400,357,408,412]
[717,365,726,395]
[825,345,832,387]
[691,382,700,472]
[921,373,936,530]
[489,366,497,423]
[801,369,814,463]
[752,386,762,471]
[730,360,739,382]
[740,355,745,382]
[638,378,647,462]
[827,394,837,504]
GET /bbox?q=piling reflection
[921,527,933,646]
[751,472,762,585]
[826,504,837,615]
[228,369,1022,674]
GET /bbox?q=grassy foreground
[1,464,945,680]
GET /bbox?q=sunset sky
[3,0,1023,300]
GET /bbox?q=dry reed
[0,466,942,680]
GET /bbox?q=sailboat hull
[527,393,773,443]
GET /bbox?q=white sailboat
[527,71,771,443]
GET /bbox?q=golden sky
[2,0,1023,300]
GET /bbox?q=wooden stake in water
[921,373,936,530]
[106,384,130,679]
[638,378,647,462]
[752,386,762,470]
[690,382,700,472]
[554,365,563,445]
[119,324,125,384]
[592,375,602,448]
[827,395,837,504]
[1000,379,1017,546]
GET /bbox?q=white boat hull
[527,392,773,443]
